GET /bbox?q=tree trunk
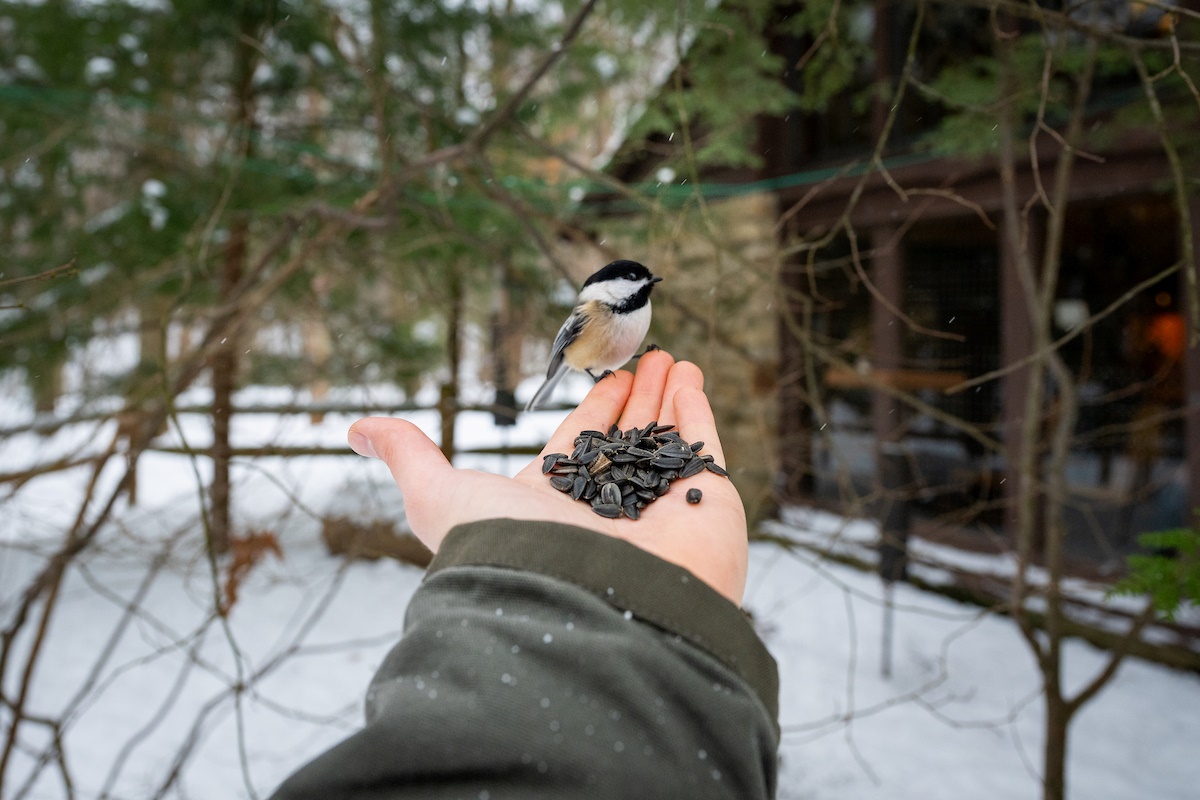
[209,215,247,555]
[29,347,65,416]
[1043,682,1069,800]
[209,7,261,554]
[490,260,519,426]
[775,244,815,505]
[439,270,463,461]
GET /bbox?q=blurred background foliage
[0,0,815,413]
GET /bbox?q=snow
[753,544,1200,799]
[2,385,1199,799]
[766,506,1200,645]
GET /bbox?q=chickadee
[525,260,662,412]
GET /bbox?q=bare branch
[468,0,601,150]
[947,261,1181,394]
[0,259,78,290]
[1131,47,1199,342]
[1066,601,1157,715]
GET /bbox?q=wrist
[428,518,778,728]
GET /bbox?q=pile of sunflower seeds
[542,421,729,520]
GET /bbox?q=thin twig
[1131,48,1199,342]
[0,259,77,290]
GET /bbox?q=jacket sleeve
[269,518,779,800]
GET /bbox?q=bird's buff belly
[563,305,651,374]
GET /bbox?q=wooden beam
[824,366,967,392]
[780,135,1171,231]
[1186,202,1200,530]
[870,225,905,443]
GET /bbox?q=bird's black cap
[582,260,657,288]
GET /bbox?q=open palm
[348,349,749,605]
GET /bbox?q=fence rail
[0,399,575,438]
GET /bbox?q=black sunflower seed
[656,444,692,460]
[572,475,588,500]
[544,420,729,520]
[679,457,706,479]
[686,488,702,504]
[591,502,622,519]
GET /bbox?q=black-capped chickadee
[525,260,662,412]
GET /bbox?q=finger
[657,360,704,429]
[616,348,675,431]
[349,417,454,495]
[671,386,726,466]
[537,369,633,459]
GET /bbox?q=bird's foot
[631,343,661,362]
[586,369,616,384]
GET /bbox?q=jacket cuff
[426,518,779,729]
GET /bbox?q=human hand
[347,349,748,604]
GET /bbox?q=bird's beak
[650,276,663,284]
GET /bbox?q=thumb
[348,417,453,494]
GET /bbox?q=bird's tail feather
[525,365,568,412]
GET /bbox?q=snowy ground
[2,379,1199,799]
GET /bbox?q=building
[590,1,1199,566]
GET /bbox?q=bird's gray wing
[545,309,586,379]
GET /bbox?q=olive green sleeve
[270,519,779,800]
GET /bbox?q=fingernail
[348,430,379,459]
